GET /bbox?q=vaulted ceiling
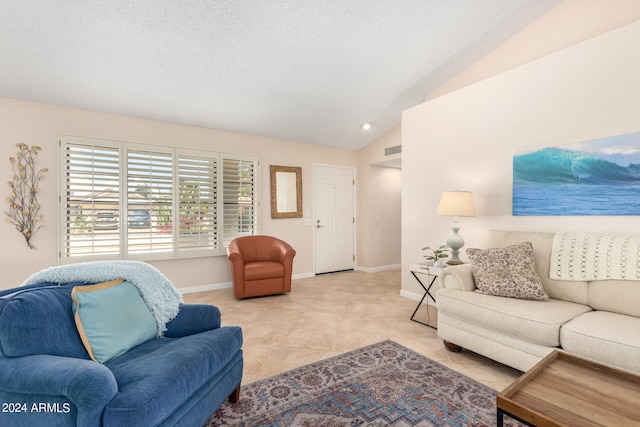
[0,1,561,150]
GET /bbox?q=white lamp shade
[437,191,476,217]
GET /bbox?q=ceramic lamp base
[446,220,465,265]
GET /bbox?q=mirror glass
[270,165,302,218]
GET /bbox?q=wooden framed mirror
[270,165,302,219]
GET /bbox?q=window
[59,135,258,262]
[177,153,217,252]
[222,157,257,246]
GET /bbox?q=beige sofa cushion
[589,280,640,318]
[476,230,589,305]
[561,311,640,374]
[437,288,592,347]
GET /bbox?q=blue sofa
[0,281,243,427]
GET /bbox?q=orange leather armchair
[226,235,296,299]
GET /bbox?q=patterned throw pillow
[467,242,549,301]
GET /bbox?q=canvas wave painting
[513,132,640,215]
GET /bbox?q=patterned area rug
[208,340,523,426]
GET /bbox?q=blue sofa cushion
[0,283,90,359]
[72,279,158,363]
[103,325,243,426]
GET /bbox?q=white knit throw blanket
[21,260,183,337]
[550,232,640,281]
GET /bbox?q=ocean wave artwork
[513,132,640,215]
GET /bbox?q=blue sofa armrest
[0,354,117,427]
[164,303,221,338]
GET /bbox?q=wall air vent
[384,145,401,156]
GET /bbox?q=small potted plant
[421,244,450,268]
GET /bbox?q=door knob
[316,220,324,229]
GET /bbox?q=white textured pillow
[467,242,549,301]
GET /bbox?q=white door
[314,165,355,274]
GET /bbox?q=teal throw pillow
[71,278,158,363]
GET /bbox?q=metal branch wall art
[5,143,48,249]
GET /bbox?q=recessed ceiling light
[362,123,372,131]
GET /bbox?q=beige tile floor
[182,269,521,391]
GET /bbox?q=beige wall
[6,2,636,294]
[401,19,640,297]
[428,0,640,101]
[0,98,358,290]
[357,126,402,270]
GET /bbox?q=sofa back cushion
[476,230,589,305]
[0,283,90,359]
[589,280,640,317]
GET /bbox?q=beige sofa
[437,229,640,374]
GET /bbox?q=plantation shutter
[177,151,219,254]
[61,136,122,259]
[60,135,258,261]
[222,157,258,245]
[125,146,174,256]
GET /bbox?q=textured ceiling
[0,1,560,150]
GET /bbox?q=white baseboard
[355,264,401,273]
[400,289,436,306]
[179,282,232,294]
[179,272,315,294]
[400,289,422,302]
[179,267,402,294]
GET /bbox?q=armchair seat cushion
[103,325,243,426]
[244,262,284,280]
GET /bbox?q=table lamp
[436,191,476,265]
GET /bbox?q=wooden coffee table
[497,350,640,426]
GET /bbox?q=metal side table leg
[410,270,438,329]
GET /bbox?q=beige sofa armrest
[441,264,476,291]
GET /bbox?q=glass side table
[409,263,442,329]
